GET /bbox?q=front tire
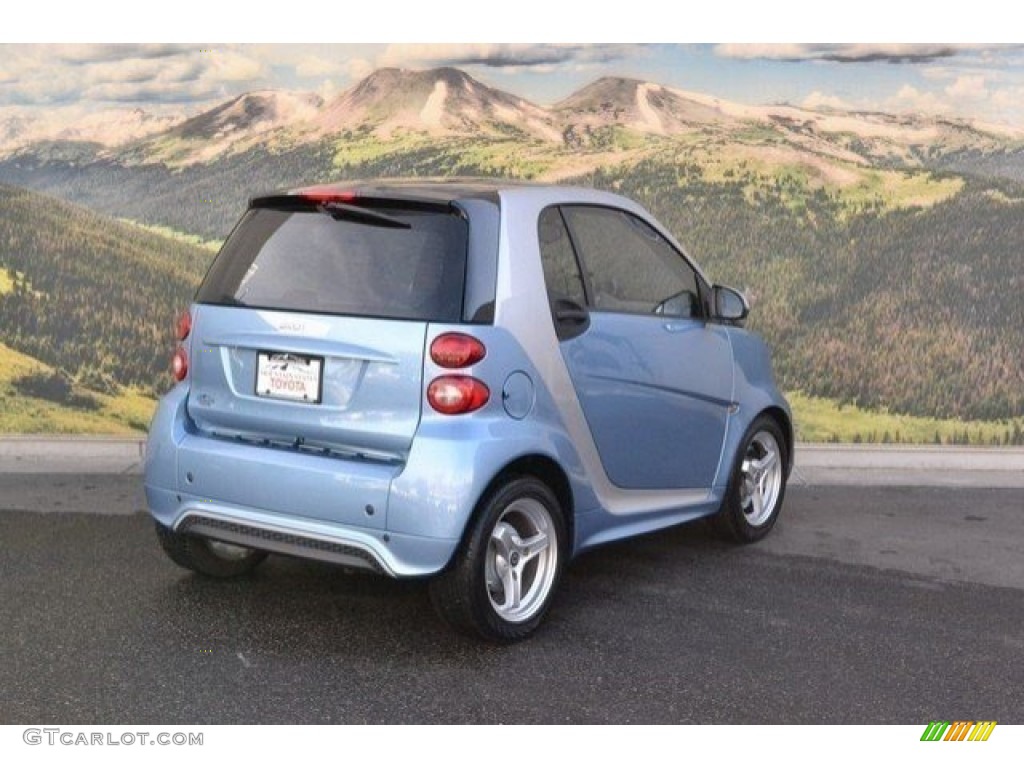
[155,522,268,578]
[709,415,789,543]
[429,476,565,643]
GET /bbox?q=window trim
[555,206,594,305]
[556,203,711,321]
[536,204,591,307]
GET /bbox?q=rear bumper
[145,486,457,577]
[143,386,459,578]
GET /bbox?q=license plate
[255,352,323,403]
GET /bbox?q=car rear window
[196,204,468,321]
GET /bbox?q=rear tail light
[430,333,486,368]
[176,309,192,341]
[427,376,489,415]
[172,309,191,382]
[172,346,189,382]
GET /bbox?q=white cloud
[85,56,204,85]
[715,43,1006,64]
[377,43,635,70]
[987,86,1024,122]
[295,55,338,78]
[801,91,855,111]
[716,43,822,61]
[913,62,1024,124]
[944,74,989,101]
[54,44,190,65]
[276,50,375,85]
[887,84,950,115]
[81,80,222,104]
[342,58,375,81]
[205,49,264,82]
[0,45,266,106]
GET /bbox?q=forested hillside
[0,135,563,241]
[0,184,209,393]
[0,142,337,240]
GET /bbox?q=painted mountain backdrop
[1,66,1022,442]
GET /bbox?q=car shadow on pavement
[146,515,742,657]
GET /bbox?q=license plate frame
[255,351,324,404]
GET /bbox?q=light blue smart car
[145,180,792,642]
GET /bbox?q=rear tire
[429,476,565,643]
[708,415,789,543]
[155,522,267,578]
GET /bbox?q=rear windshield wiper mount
[318,201,411,230]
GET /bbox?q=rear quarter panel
[386,324,599,542]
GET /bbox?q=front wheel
[429,476,565,643]
[709,415,788,543]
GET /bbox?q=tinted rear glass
[197,206,468,321]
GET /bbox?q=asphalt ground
[1,475,1022,724]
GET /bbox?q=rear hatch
[186,194,469,462]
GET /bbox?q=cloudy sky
[2,43,1024,126]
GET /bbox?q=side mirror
[713,285,749,326]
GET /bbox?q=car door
[538,205,734,491]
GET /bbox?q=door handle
[556,307,589,324]
[662,321,696,333]
[552,298,590,341]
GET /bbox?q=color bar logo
[921,721,997,741]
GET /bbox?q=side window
[562,206,700,318]
[538,206,586,307]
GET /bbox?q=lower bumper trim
[177,510,389,574]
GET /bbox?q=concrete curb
[791,444,1024,487]
[0,437,1021,486]
[795,443,1024,471]
[0,436,146,474]
[0,436,145,459]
